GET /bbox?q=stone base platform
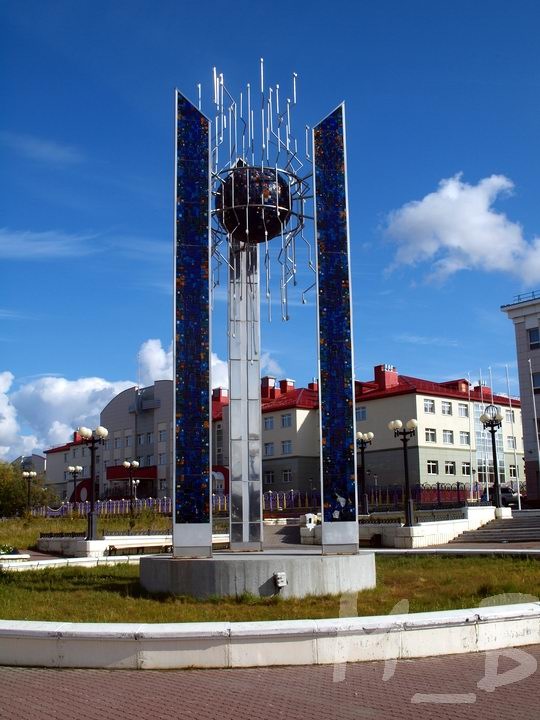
[139,551,376,599]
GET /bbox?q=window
[528,327,540,350]
[147,432,154,444]
[158,453,167,466]
[458,403,469,418]
[216,423,223,449]
[159,429,167,442]
[281,440,292,455]
[282,469,292,483]
[442,401,452,416]
[146,454,154,466]
[64,453,68,462]
[533,372,540,393]
[159,479,168,491]
[462,462,471,476]
[507,436,517,449]
[427,460,439,475]
[72,448,78,458]
[356,406,367,422]
[81,447,86,457]
[264,416,274,431]
[264,471,275,485]
[125,435,132,447]
[281,413,292,428]
[137,434,144,446]
[424,399,435,414]
[264,442,274,457]
[509,465,518,478]
[443,430,454,444]
[425,428,436,443]
[445,461,456,475]
[114,437,123,449]
[505,409,515,423]
[459,431,470,445]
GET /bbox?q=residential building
[43,364,525,500]
[11,454,46,476]
[355,364,524,492]
[502,292,540,501]
[44,433,94,501]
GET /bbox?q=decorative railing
[31,482,526,518]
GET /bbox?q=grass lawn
[1,555,538,623]
[0,515,228,551]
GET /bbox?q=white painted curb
[0,603,538,670]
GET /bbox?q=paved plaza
[1,645,538,720]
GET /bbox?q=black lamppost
[67,464,83,500]
[480,404,503,509]
[356,431,374,515]
[388,418,418,527]
[77,425,108,540]
[22,470,37,512]
[123,460,140,521]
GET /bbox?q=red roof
[212,395,229,421]
[355,373,520,407]
[44,435,85,455]
[261,387,319,412]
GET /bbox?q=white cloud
[0,131,85,165]
[9,376,133,455]
[261,351,284,377]
[138,339,171,386]
[394,333,459,348]
[0,228,99,259]
[137,338,278,389]
[385,174,540,284]
[0,339,277,460]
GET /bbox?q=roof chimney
[374,364,399,390]
[212,387,229,402]
[261,376,276,399]
[279,378,295,395]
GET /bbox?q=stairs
[450,510,540,544]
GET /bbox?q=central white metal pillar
[228,240,263,551]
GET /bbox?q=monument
[140,62,375,597]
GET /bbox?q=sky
[1,0,540,460]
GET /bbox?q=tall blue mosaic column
[173,91,212,557]
[313,104,359,554]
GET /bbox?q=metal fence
[31,482,526,518]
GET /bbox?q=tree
[0,463,57,516]
[0,462,26,517]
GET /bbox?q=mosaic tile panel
[314,105,357,523]
[174,91,211,525]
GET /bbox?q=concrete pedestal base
[139,551,376,599]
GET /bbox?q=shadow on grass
[0,568,286,607]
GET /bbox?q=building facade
[502,292,540,501]
[355,365,524,494]
[44,364,525,501]
[44,434,94,502]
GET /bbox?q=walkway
[1,645,538,720]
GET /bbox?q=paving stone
[1,645,538,720]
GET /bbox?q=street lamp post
[67,464,83,500]
[77,425,108,541]
[480,404,504,509]
[22,471,37,512]
[356,431,374,515]
[388,418,418,527]
[123,460,140,521]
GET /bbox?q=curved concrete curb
[0,603,539,670]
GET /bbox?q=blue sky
[1,0,540,459]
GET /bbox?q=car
[480,485,521,506]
